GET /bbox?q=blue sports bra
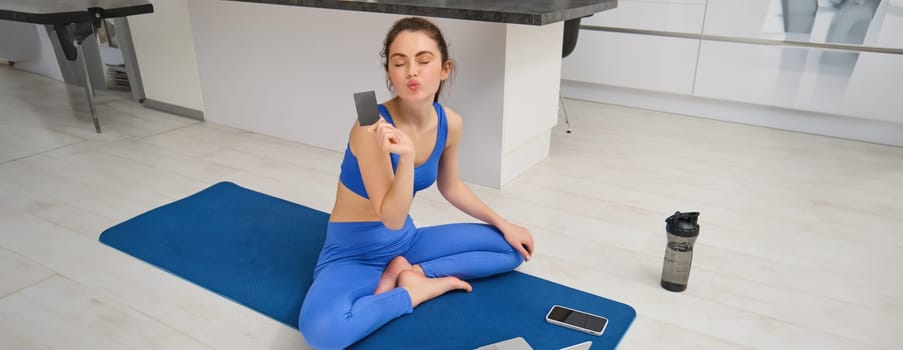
[339,102,448,199]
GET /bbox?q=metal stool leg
[559,94,572,134]
[74,33,101,133]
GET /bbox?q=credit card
[353,90,379,126]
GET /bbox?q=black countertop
[0,0,153,24]
[225,0,617,26]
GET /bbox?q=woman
[299,17,534,349]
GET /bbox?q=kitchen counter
[226,0,614,25]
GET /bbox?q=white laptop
[474,337,592,350]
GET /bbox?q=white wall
[188,0,400,153]
[0,22,63,81]
[0,21,40,62]
[128,0,204,112]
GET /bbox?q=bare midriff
[328,181,381,223]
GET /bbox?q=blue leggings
[298,217,524,349]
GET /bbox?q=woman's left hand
[498,221,534,262]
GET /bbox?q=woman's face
[387,30,450,103]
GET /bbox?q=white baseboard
[143,98,205,121]
[561,80,903,148]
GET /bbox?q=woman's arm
[352,117,416,230]
[436,108,534,260]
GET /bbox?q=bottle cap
[666,211,700,237]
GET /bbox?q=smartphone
[353,90,380,126]
[545,305,607,336]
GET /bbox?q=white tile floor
[1,64,902,349]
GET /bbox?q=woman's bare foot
[398,269,472,308]
[374,256,412,295]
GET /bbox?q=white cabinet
[583,0,706,34]
[694,40,903,124]
[702,0,903,49]
[563,0,703,95]
[561,30,699,95]
[561,0,903,144]
[693,0,903,124]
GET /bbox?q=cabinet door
[583,0,706,34]
[561,30,700,95]
[693,40,903,123]
[562,0,706,95]
[703,0,903,50]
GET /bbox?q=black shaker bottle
[660,211,700,292]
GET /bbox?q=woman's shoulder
[346,118,370,155]
[440,104,463,131]
[438,104,463,146]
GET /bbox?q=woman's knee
[490,229,525,268]
[505,245,526,269]
[298,305,353,350]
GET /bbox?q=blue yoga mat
[100,182,636,349]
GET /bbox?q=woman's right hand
[368,117,414,160]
